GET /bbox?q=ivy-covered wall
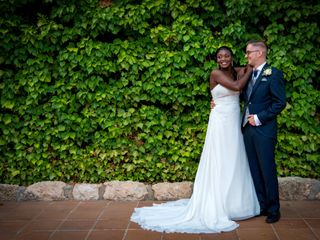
[0,0,319,185]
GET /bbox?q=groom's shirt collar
[255,62,267,75]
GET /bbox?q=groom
[241,40,286,223]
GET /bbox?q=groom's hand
[248,115,256,126]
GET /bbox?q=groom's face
[245,44,260,67]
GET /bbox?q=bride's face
[216,50,232,69]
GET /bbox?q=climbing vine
[0,0,319,185]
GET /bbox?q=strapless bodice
[211,84,239,104]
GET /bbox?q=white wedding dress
[130,84,260,233]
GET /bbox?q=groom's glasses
[245,50,259,55]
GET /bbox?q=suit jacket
[241,64,286,138]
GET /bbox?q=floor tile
[279,202,301,218]
[16,231,53,240]
[0,202,21,209]
[290,201,320,218]
[78,200,109,207]
[0,231,17,240]
[99,208,132,220]
[15,201,51,210]
[2,210,40,221]
[163,232,201,240]
[309,228,320,239]
[22,220,61,231]
[128,220,143,230]
[137,201,158,207]
[0,200,319,240]
[49,200,79,208]
[50,230,89,240]
[236,228,278,240]
[305,219,320,228]
[37,209,71,220]
[200,231,238,240]
[58,220,96,230]
[124,229,162,240]
[107,201,137,211]
[237,216,272,229]
[67,209,101,219]
[95,219,129,229]
[275,228,318,240]
[87,229,125,240]
[301,219,320,239]
[0,221,28,231]
[273,218,309,229]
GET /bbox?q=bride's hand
[238,68,245,76]
[244,64,253,73]
[211,100,215,109]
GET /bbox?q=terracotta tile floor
[0,200,319,240]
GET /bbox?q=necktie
[247,70,258,97]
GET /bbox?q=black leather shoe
[266,212,281,223]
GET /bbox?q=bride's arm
[210,65,253,91]
[235,67,246,79]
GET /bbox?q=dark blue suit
[241,64,286,214]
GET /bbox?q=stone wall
[0,177,319,201]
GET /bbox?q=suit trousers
[243,124,280,214]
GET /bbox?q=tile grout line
[15,202,53,237]
[235,228,241,240]
[270,224,281,240]
[48,201,82,240]
[84,201,112,240]
[303,218,320,240]
[122,201,140,240]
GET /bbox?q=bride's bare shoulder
[210,69,224,77]
[210,69,222,90]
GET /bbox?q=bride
[130,46,260,233]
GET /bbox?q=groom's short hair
[247,40,268,53]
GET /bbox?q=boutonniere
[262,68,272,76]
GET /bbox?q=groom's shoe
[266,211,281,223]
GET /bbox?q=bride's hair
[214,46,234,60]
[215,46,237,80]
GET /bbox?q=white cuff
[254,115,262,126]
